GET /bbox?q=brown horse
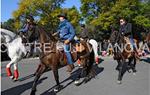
[30,26,95,95]
[110,31,138,84]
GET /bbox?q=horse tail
[89,39,99,64]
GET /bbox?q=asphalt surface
[1,56,150,95]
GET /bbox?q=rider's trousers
[64,44,74,64]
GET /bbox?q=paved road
[1,57,150,95]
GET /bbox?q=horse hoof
[33,73,36,76]
[9,76,14,79]
[74,80,81,86]
[117,81,122,84]
[53,85,63,92]
[133,72,136,76]
[129,69,132,73]
[12,78,18,82]
[84,76,91,84]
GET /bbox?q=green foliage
[1,19,16,32]
[1,0,149,40]
[12,0,81,33]
[81,0,150,39]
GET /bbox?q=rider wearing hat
[19,15,36,34]
[56,13,75,72]
[79,24,89,41]
[19,15,37,57]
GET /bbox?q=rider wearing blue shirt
[19,15,36,34]
[57,13,75,72]
[19,15,37,57]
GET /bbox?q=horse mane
[1,28,17,39]
[110,30,124,45]
[36,25,57,42]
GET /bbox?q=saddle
[56,40,89,65]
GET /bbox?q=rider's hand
[64,40,70,44]
[52,32,58,36]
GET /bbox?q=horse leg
[30,64,46,95]
[13,63,19,81]
[116,60,121,71]
[6,56,18,79]
[117,59,125,84]
[128,58,133,73]
[84,61,94,83]
[33,64,41,76]
[74,67,83,86]
[132,56,137,75]
[52,67,62,92]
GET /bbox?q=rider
[79,24,99,64]
[119,18,135,49]
[79,24,89,41]
[19,15,36,38]
[56,13,75,72]
[119,18,140,58]
[19,15,37,56]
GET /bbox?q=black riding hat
[25,15,34,21]
[57,13,67,19]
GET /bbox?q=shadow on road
[41,65,104,95]
[1,77,48,95]
[18,74,35,82]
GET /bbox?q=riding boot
[6,68,12,77]
[14,69,19,80]
[67,64,74,72]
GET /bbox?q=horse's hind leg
[6,56,18,79]
[30,64,46,95]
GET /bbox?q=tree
[12,0,81,33]
[80,0,150,40]
[1,19,16,32]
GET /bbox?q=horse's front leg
[132,56,137,75]
[52,67,62,92]
[74,67,83,86]
[30,64,46,95]
[6,56,18,80]
[117,59,125,84]
[116,60,121,71]
[84,62,94,83]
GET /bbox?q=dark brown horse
[30,26,95,95]
[110,31,138,84]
